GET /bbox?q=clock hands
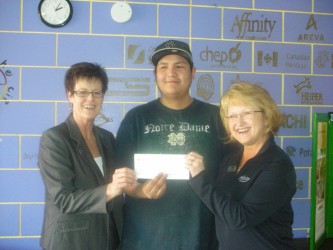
[39,0,73,27]
[55,3,63,11]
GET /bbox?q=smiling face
[67,78,104,125]
[227,102,269,150]
[155,54,195,101]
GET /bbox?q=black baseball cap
[150,40,193,66]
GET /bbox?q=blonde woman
[186,82,296,249]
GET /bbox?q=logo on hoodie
[238,175,250,182]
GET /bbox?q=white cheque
[134,154,189,180]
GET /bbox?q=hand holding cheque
[124,154,193,200]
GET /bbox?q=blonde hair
[220,82,283,142]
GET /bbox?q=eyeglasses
[225,111,263,121]
[73,90,103,98]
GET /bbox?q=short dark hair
[64,62,108,94]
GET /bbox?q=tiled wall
[1,0,333,249]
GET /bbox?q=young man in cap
[116,40,226,249]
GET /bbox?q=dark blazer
[39,115,123,250]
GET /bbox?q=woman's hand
[121,171,168,200]
[106,167,137,201]
[185,152,205,177]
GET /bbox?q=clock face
[111,2,132,23]
[38,0,73,28]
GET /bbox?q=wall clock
[38,0,73,28]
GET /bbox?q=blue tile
[293,229,309,238]
[223,9,282,41]
[192,40,252,72]
[0,102,55,134]
[0,136,19,169]
[284,75,333,105]
[283,138,312,167]
[223,73,282,104]
[0,170,44,202]
[21,136,41,169]
[21,204,44,236]
[0,0,20,30]
[193,0,252,8]
[192,7,221,39]
[294,168,311,199]
[93,3,156,36]
[314,0,333,13]
[159,6,189,37]
[0,205,19,235]
[55,103,71,126]
[57,35,124,68]
[0,33,56,66]
[106,69,156,103]
[313,107,333,114]
[22,68,67,101]
[0,238,41,250]
[279,106,311,136]
[255,0,311,11]
[254,43,311,74]
[292,199,311,228]
[285,13,333,44]
[122,104,143,118]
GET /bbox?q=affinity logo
[196,74,214,101]
[231,12,277,40]
[127,45,145,64]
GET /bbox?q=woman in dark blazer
[38,62,136,250]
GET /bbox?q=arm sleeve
[188,160,296,230]
[38,130,107,214]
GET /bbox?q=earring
[69,102,73,112]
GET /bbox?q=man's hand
[142,173,167,199]
[123,172,167,199]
